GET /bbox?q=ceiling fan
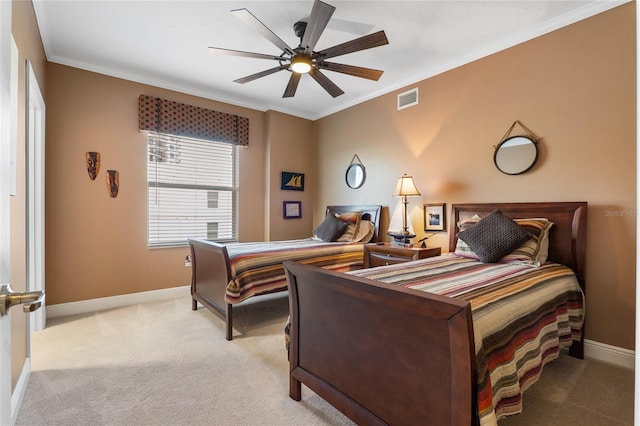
[208,0,389,98]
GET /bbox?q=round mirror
[345,163,366,189]
[494,136,539,175]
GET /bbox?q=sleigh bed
[189,204,382,340]
[284,201,587,425]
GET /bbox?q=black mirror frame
[345,163,366,189]
[493,135,539,175]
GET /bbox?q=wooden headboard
[326,205,383,243]
[450,202,588,290]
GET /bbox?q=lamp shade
[393,174,421,197]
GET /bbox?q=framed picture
[281,171,305,191]
[424,203,446,231]
[283,201,302,219]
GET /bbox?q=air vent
[397,88,419,110]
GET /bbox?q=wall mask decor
[106,170,119,198]
[86,151,100,180]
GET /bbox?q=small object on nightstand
[364,243,441,268]
[417,233,437,248]
[388,232,415,247]
[387,231,415,246]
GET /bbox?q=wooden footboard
[188,239,236,340]
[284,260,477,425]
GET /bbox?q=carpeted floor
[16,293,634,425]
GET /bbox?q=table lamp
[388,174,420,245]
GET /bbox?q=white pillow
[351,220,375,243]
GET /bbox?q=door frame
[26,61,46,332]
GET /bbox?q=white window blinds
[147,132,238,247]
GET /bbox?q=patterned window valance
[138,95,249,147]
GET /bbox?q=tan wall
[10,0,47,392]
[315,4,636,350]
[43,67,320,304]
[44,64,273,305]
[265,110,316,241]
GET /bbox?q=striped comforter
[349,254,585,425]
[226,239,365,304]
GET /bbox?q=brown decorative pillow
[456,209,531,263]
[336,211,362,242]
[313,214,348,242]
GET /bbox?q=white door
[1,3,44,424]
[0,1,14,423]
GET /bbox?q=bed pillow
[456,209,531,263]
[455,215,553,265]
[454,215,482,259]
[313,213,348,242]
[336,212,362,242]
[502,218,554,264]
[457,214,481,230]
[351,220,375,243]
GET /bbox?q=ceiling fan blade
[231,8,294,55]
[309,69,344,98]
[317,61,384,81]
[208,47,284,61]
[301,0,335,54]
[316,30,389,60]
[327,18,374,36]
[234,65,289,84]
[283,73,302,98]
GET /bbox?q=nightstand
[364,243,441,268]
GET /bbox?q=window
[207,222,219,239]
[207,191,219,209]
[147,132,238,247]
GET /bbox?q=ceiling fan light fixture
[290,55,312,74]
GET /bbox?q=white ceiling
[32,0,627,120]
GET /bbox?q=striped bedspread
[349,254,585,425]
[226,239,365,304]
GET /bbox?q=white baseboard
[45,287,636,370]
[46,285,191,319]
[584,339,635,370]
[12,358,30,425]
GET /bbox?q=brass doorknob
[0,284,44,316]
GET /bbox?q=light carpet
[16,293,634,425]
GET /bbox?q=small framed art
[283,201,302,219]
[424,203,446,231]
[281,171,305,191]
